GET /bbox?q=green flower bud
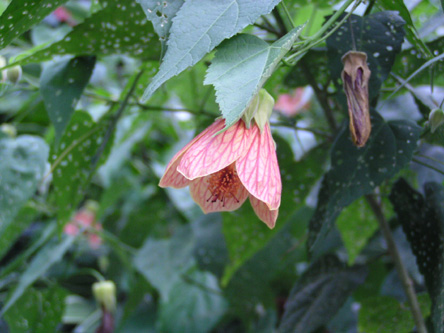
[6,65,22,84]
[242,89,275,132]
[429,108,444,133]
[0,124,17,138]
[93,280,116,312]
[0,56,6,82]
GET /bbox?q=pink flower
[159,118,282,228]
[275,87,312,117]
[64,208,102,249]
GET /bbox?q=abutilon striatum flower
[342,51,372,147]
[159,116,282,228]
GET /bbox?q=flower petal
[236,123,281,210]
[178,119,248,180]
[159,119,224,188]
[249,196,278,228]
[189,172,249,214]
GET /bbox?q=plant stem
[412,157,444,176]
[365,194,427,333]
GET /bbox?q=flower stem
[365,194,427,333]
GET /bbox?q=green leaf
[141,0,281,102]
[51,111,106,224]
[378,0,431,58]
[326,12,406,101]
[134,226,195,300]
[358,295,431,333]
[2,232,76,314]
[158,270,227,333]
[9,0,160,67]
[4,286,68,333]
[0,135,48,234]
[0,206,36,260]
[222,138,327,285]
[136,0,184,45]
[205,26,304,128]
[279,255,367,333]
[0,0,69,50]
[336,197,379,265]
[389,179,444,333]
[40,56,96,143]
[308,111,420,252]
[392,36,444,87]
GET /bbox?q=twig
[365,194,427,333]
[412,157,444,176]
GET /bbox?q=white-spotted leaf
[40,56,95,144]
[9,0,160,67]
[0,136,48,235]
[141,0,281,102]
[0,0,68,50]
[205,26,304,128]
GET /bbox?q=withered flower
[341,51,371,147]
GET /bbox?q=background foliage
[0,0,443,332]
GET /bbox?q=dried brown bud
[341,51,371,147]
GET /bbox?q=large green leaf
[9,0,160,67]
[134,226,195,300]
[308,111,420,252]
[4,286,68,333]
[2,232,76,314]
[40,56,96,143]
[336,197,379,265]
[158,270,227,333]
[0,0,68,50]
[51,111,107,224]
[389,179,444,333]
[205,26,304,128]
[222,138,327,285]
[141,0,281,102]
[279,255,367,333]
[358,295,431,333]
[0,135,48,234]
[377,0,431,58]
[326,12,405,101]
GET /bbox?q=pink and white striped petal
[159,119,224,188]
[250,195,278,229]
[178,119,249,180]
[189,174,249,214]
[236,123,282,210]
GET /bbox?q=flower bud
[0,124,17,138]
[0,56,6,82]
[6,65,22,84]
[341,51,371,147]
[429,108,444,133]
[242,89,275,132]
[92,280,116,312]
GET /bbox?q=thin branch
[365,194,427,333]
[412,157,444,176]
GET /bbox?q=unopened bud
[242,89,275,132]
[93,280,116,312]
[6,65,22,84]
[342,51,372,147]
[0,56,6,82]
[0,124,17,138]
[429,108,444,133]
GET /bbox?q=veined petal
[178,119,248,180]
[159,119,224,188]
[189,170,249,214]
[250,196,278,229]
[236,123,281,210]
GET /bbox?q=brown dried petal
[341,51,372,147]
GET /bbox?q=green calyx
[242,89,274,132]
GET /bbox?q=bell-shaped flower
[159,92,281,228]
